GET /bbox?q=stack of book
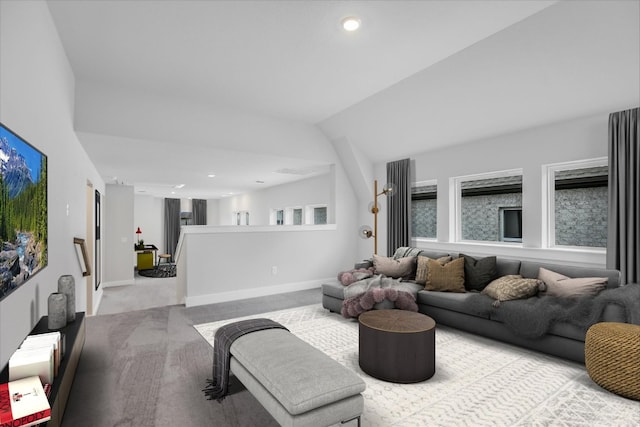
[0,376,51,427]
[8,331,63,385]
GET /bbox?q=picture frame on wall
[0,122,48,302]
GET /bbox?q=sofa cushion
[482,275,541,302]
[425,257,466,292]
[461,254,497,291]
[231,329,366,416]
[322,280,345,299]
[417,290,490,319]
[538,267,607,298]
[415,256,452,285]
[373,254,416,279]
[496,258,522,277]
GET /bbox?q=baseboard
[184,278,329,307]
[91,289,103,316]
[101,280,132,288]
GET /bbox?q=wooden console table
[1,312,86,427]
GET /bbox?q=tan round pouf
[585,322,640,401]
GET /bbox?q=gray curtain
[607,107,639,285]
[387,158,411,256]
[192,199,207,225]
[164,198,181,258]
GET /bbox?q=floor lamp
[360,180,393,255]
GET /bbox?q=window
[313,207,327,225]
[545,158,607,248]
[270,209,285,225]
[284,207,303,225]
[305,204,328,225]
[293,208,303,225]
[411,181,437,239]
[500,208,522,242]
[453,169,523,243]
[233,211,249,225]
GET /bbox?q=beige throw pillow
[415,256,452,285]
[482,275,541,302]
[538,267,607,298]
[425,257,465,292]
[373,254,416,279]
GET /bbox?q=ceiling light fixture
[174,184,185,189]
[207,174,216,178]
[342,16,361,32]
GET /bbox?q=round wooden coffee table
[358,309,436,383]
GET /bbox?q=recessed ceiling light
[174,184,185,189]
[207,174,216,178]
[341,17,361,32]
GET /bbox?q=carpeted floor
[62,289,320,426]
[196,304,640,427]
[64,290,640,426]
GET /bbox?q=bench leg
[341,415,361,427]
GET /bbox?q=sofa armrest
[601,302,628,323]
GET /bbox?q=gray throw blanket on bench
[342,274,420,318]
[464,283,640,339]
[204,318,288,402]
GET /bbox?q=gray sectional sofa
[322,250,629,363]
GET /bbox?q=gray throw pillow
[461,254,497,291]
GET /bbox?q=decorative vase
[48,292,67,330]
[58,274,76,322]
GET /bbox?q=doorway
[86,181,94,315]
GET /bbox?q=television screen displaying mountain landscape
[0,123,47,302]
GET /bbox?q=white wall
[373,112,612,266]
[216,173,332,225]
[206,199,220,226]
[177,226,341,306]
[176,161,359,306]
[0,0,105,367]
[103,185,134,285]
[134,194,164,254]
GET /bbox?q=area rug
[137,264,176,278]
[195,304,640,426]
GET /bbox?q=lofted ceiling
[45,0,639,199]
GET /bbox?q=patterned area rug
[137,265,176,278]
[195,304,640,426]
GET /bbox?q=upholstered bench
[229,328,366,426]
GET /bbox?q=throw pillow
[415,256,452,285]
[373,254,416,280]
[482,275,541,302]
[425,257,465,292]
[538,267,607,298]
[392,246,423,260]
[461,253,497,291]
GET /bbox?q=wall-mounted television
[0,122,48,302]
